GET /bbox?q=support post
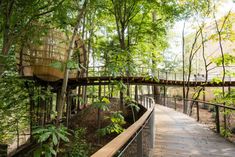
[149,98,151,108]
[174,97,176,110]
[137,130,143,157]
[120,91,124,111]
[77,86,81,112]
[135,85,138,102]
[174,73,176,82]
[98,83,101,144]
[144,97,146,107]
[82,86,87,107]
[196,101,199,122]
[163,86,166,106]
[56,88,61,113]
[66,88,72,127]
[215,105,220,134]
[28,88,34,141]
[203,87,206,108]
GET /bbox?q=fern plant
[33,124,70,157]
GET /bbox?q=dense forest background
[0,0,235,156]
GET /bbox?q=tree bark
[2,0,14,55]
[56,1,87,126]
[182,21,186,113]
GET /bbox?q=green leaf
[49,147,56,155]
[57,132,69,142]
[67,60,78,69]
[128,103,140,112]
[49,61,63,71]
[32,128,47,135]
[52,133,58,145]
[33,148,42,157]
[45,152,52,157]
[101,97,110,104]
[38,132,51,143]
[211,77,222,84]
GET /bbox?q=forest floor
[62,97,138,156]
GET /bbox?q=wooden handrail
[91,101,154,157]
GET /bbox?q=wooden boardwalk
[154,105,235,157]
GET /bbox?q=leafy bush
[221,127,232,138]
[91,97,110,111]
[98,111,126,136]
[69,128,90,157]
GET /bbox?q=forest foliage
[0,0,235,156]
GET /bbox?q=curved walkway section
[154,105,235,157]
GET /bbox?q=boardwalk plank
[154,105,235,157]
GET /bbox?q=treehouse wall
[17,29,87,81]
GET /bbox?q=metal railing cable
[87,66,235,82]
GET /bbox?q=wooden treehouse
[17,28,87,81]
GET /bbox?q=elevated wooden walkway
[29,76,235,87]
[154,105,235,157]
[69,76,235,86]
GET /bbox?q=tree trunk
[2,0,14,55]
[56,1,87,126]
[182,21,187,113]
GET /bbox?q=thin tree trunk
[214,10,231,132]
[2,0,14,55]
[182,21,186,113]
[56,1,87,125]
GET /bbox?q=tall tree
[0,0,64,56]
[56,0,88,125]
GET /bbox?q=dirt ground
[67,97,137,155]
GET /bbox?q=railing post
[174,97,176,110]
[120,91,124,111]
[223,103,227,133]
[137,130,143,157]
[196,101,199,122]
[135,85,138,102]
[163,86,166,106]
[215,105,220,134]
[147,98,149,108]
[148,98,151,108]
[140,95,142,105]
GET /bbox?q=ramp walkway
[154,105,235,157]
